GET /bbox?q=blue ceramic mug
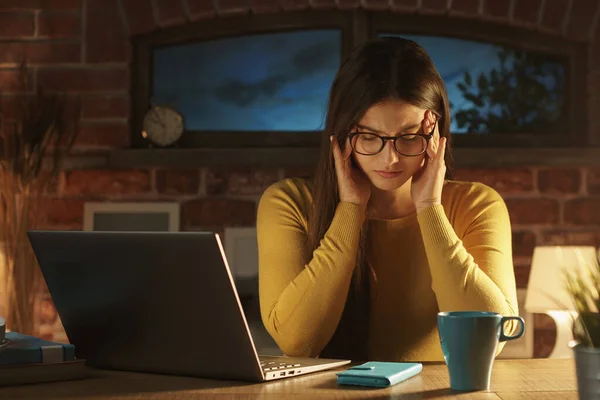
[437,311,525,391]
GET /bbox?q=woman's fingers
[437,136,447,162]
[343,137,353,160]
[331,135,350,179]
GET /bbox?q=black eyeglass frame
[348,120,438,157]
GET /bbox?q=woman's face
[350,99,433,192]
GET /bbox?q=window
[382,34,566,137]
[153,30,340,133]
[132,11,589,149]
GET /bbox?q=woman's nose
[381,140,399,164]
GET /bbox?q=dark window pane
[153,30,341,132]
[380,34,566,134]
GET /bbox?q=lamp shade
[524,246,599,313]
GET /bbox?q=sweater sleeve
[256,181,365,357]
[416,184,519,329]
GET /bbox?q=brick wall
[1,0,600,357]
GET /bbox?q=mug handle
[500,316,525,342]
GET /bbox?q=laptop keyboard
[260,360,301,372]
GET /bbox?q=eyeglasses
[348,121,437,157]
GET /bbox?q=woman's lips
[375,170,403,179]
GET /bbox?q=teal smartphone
[336,361,423,388]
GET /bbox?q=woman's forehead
[357,100,425,131]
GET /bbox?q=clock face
[142,106,184,147]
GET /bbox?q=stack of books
[0,329,88,386]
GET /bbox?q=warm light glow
[525,246,598,313]
[525,246,600,359]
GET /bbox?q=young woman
[256,37,519,362]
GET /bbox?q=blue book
[0,332,76,366]
[337,361,423,388]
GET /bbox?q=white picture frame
[83,202,180,232]
[223,227,258,279]
[497,288,534,359]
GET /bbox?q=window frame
[371,12,588,148]
[131,10,590,149]
[131,10,355,149]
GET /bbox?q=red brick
[2,93,76,121]
[0,0,79,10]
[156,169,200,195]
[450,0,479,14]
[81,95,129,119]
[362,0,388,10]
[37,68,128,92]
[36,197,84,228]
[505,198,560,225]
[540,0,568,31]
[64,170,151,196]
[538,169,581,194]
[513,0,542,24]
[37,12,80,38]
[482,0,509,18]
[594,26,600,67]
[587,168,600,195]
[0,12,35,38]
[205,169,280,196]
[121,0,157,35]
[420,0,447,13]
[0,96,18,119]
[85,0,128,63]
[453,168,534,194]
[512,231,536,257]
[310,0,336,8]
[217,0,250,14]
[534,313,556,330]
[566,0,599,41]
[513,263,531,288]
[0,69,33,92]
[283,168,314,179]
[534,315,556,358]
[541,230,599,246]
[391,0,417,11]
[280,0,309,10]
[564,199,600,225]
[182,198,256,228]
[250,0,281,13]
[186,0,217,19]
[75,123,130,148]
[0,41,80,64]
[337,0,359,9]
[156,0,186,25]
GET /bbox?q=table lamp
[524,246,599,358]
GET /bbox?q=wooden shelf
[61,147,600,170]
[108,147,600,168]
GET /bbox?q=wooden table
[0,359,578,399]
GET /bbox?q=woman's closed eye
[399,134,419,141]
[356,133,379,141]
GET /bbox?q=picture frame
[83,202,180,232]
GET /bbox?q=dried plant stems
[0,64,78,334]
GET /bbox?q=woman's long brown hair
[307,37,454,360]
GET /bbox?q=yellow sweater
[256,178,519,361]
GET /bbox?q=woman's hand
[411,111,447,213]
[331,136,371,207]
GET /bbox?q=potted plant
[566,249,600,399]
[0,64,79,335]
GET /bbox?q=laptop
[27,230,350,381]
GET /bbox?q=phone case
[336,361,423,388]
